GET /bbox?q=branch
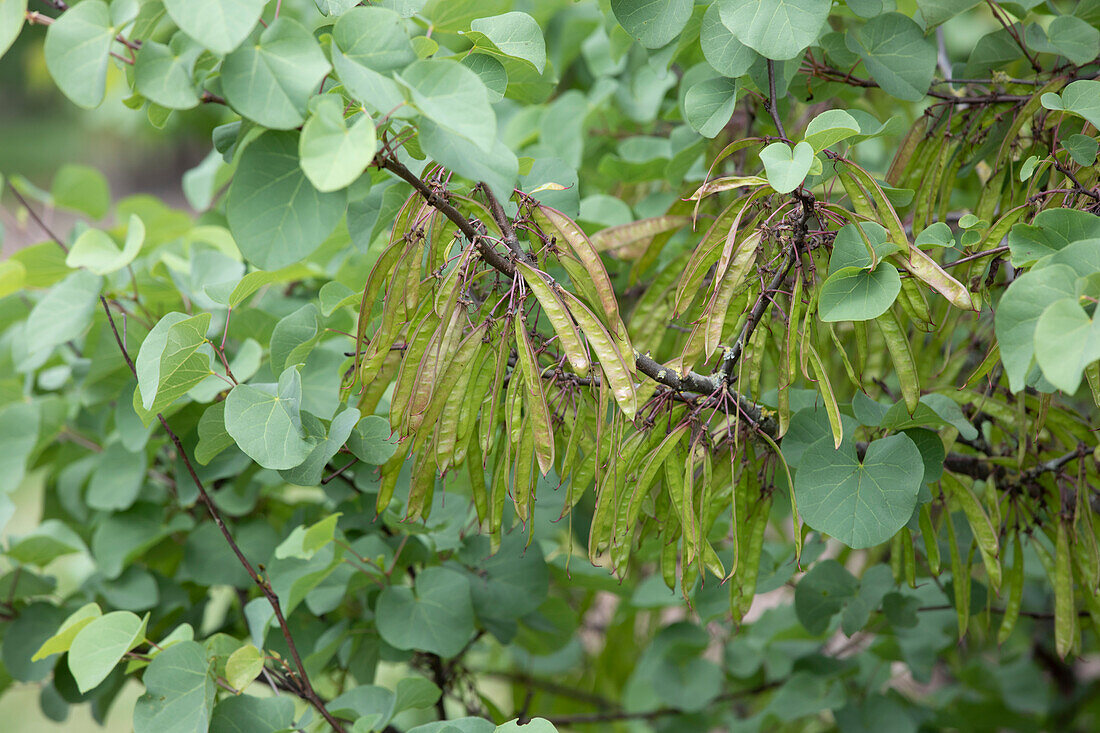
[719,191,815,382]
[765,59,787,139]
[479,184,531,262]
[378,156,516,277]
[376,152,775,432]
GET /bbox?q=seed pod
[354,237,406,376]
[390,309,443,434]
[808,345,843,448]
[705,230,761,360]
[513,416,535,522]
[413,325,488,456]
[875,308,920,414]
[515,261,589,373]
[466,432,489,528]
[376,438,413,515]
[902,526,917,588]
[434,243,474,316]
[897,277,933,331]
[489,428,511,531]
[665,445,698,566]
[406,449,436,522]
[1055,518,1076,658]
[534,205,622,334]
[661,532,679,591]
[589,215,691,257]
[945,511,971,640]
[919,503,940,576]
[732,494,772,622]
[942,471,1001,592]
[998,531,1024,644]
[514,318,554,475]
[480,320,512,456]
[885,117,926,186]
[560,289,638,420]
[450,346,495,467]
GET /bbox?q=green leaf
[994,264,1078,392]
[3,602,66,682]
[376,566,476,657]
[684,77,738,139]
[0,259,25,298]
[461,533,549,622]
[132,641,215,733]
[65,215,145,275]
[804,109,860,152]
[700,3,754,78]
[418,119,518,203]
[68,611,147,693]
[162,0,265,55]
[794,559,858,635]
[221,18,331,130]
[759,141,813,194]
[462,53,508,103]
[210,696,295,733]
[346,414,398,465]
[1034,298,1100,394]
[1041,16,1099,66]
[847,13,936,102]
[329,685,396,728]
[466,11,547,73]
[300,96,377,193]
[818,264,901,322]
[0,400,40,494]
[719,0,830,61]
[829,222,900,274]
[226,130,347,269]
[916,0,981,27]
[25,269,103,357]
[195,402,234,465]
[134,35,203,110]
[86,440,148,511]
[224,367,314,470]
[43,0,114,109]
[1007,209,1100,266]
[915,222,954,248]
[334,6,416,73]
[7,519,85,567]
[32,603,102,662]
[135,312,213,417]
[394,677,443,715]
[1062,134,1098,167]
[280,408,361,486]
[0,0,26,60]
[275,513,342,560]
[399,59,497,153]
[224,644,263,691]
[610,0,693,50]
[1051,80,1100,130]
[52,164,111,219]
[795,434,924,548]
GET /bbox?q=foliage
[1,0,1100,731]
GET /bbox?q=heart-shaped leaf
[299,96,377,192]
[818,263,901,322]
[224,367,315,470]
[66,215,146,275]
[684,77,738,139]
[375,566,475,657]
[794,433,924,548]
[1034,297,1100,394]
[132,641,215,733]
[803,109,860,152]
[759,141,814,194]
